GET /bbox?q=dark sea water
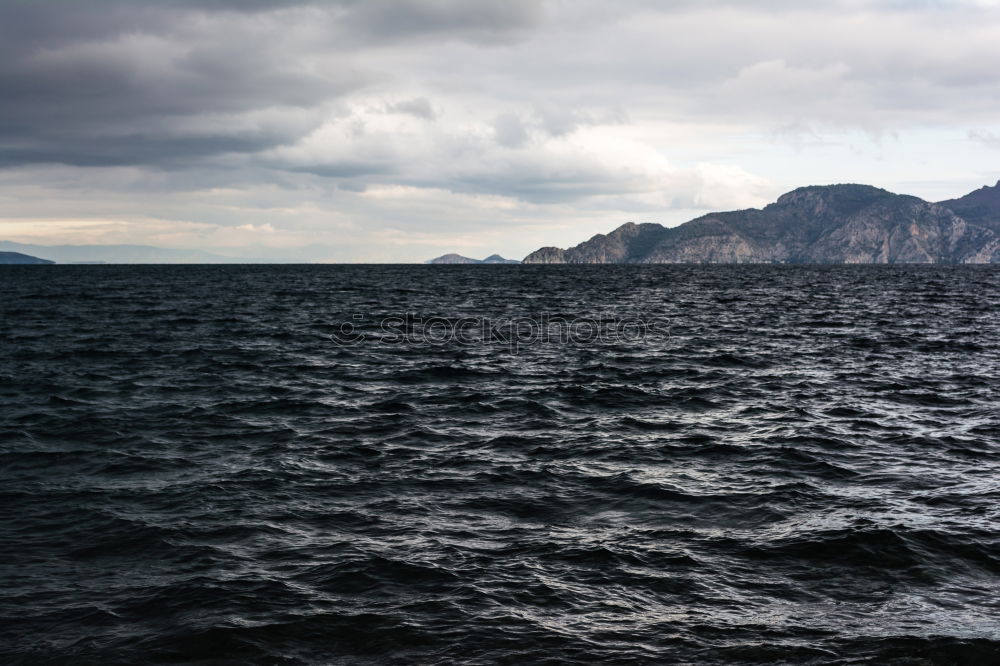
[2,264,1000,665]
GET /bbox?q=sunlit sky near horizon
[2,0,1000,261]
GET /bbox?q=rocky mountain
[0,251,54,264]
[523,183,1000,264]
[938,181,1000,233]
[427,253,520,264]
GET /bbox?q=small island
[426,253,520,264]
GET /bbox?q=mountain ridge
[523,183,1000,264]
[0,241,297,264]
[0,241,239,264]
[0,251,54,264]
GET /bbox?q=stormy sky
[2,0,1000,261]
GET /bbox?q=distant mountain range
[427,253,521,264]
[0,251,54,264]
[0,241,257,264]
[523,182,1000,264]
[8,182,1000,265]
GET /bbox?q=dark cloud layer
[0,0,541,168]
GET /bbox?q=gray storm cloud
[3,0,999,169]
[0,0,540,168]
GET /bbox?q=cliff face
[799,198,973,264]
[522,183,1000,264]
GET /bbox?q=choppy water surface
[2,265,999,665]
